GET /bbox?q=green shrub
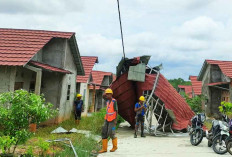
[37,138,50,156]
[27,93,58,124]
[0,90,57,154]
[0,136,16,154]
[25,146,34,156]
[184,94,205,113]
[219,101,232,117]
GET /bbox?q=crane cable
[117,0,126,59]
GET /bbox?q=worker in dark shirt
[134,96,147,138]
[74,94,83,125]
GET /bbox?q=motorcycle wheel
[227,141,232,155]
[212,135,228,154]
[190,129,203,146]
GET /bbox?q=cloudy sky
[1,0,232,80]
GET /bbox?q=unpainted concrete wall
[58,39,77,123]
[0,66,16,93]
[41,72,62,109]
[42,38,65,69]
[210,87,222,115]
[202,64,212,115]
[15,67,34,91]
[32,49,43,62]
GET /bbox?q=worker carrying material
[73,94,83,125]
[134,96,147,138]
[99,88,118,153]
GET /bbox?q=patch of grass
[56,135,100,157]
[77,108,105,135]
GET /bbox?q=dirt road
[98,122,231,157]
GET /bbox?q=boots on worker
[141,131,146,137]
[98,139,108,153]
[134,132,137,138]
[141,125,146,137]
[110,138,118,152]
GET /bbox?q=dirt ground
[99,122,231,157]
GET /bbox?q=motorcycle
[225,119,232,155]
[189,113,206,146]
[206,114,230,147]
[211,120,229,154]
[206,120,220,147]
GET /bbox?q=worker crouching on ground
[134,96,147,138]
[98,88,118,153]
[74,94,83,125]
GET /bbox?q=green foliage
[219,101,232,116]
[25,146,34,156]
[169,78,191,90]
[27,93,58,124]
[0,136,16,154]
[185,94,205,113]
[37,138,50,156]
[0,90,57,154]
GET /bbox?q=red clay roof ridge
[0,28,75,34]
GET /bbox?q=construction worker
[134,96,147,138]
[99,88,118,153]
[74,94,83,125]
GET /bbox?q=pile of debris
[111,56,194,134]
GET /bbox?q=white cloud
[0,0,85,14]
[1,0,232,80]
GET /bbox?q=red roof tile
[178,85,193,98]
[0,28,74,66]
[30,61,72,74]
[189,76,202,95]
[89,71,112,90]
[76,56,98,83]
[206,60,232,79]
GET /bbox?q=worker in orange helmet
[99,88,118,153]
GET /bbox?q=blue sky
[1,0,232,80]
